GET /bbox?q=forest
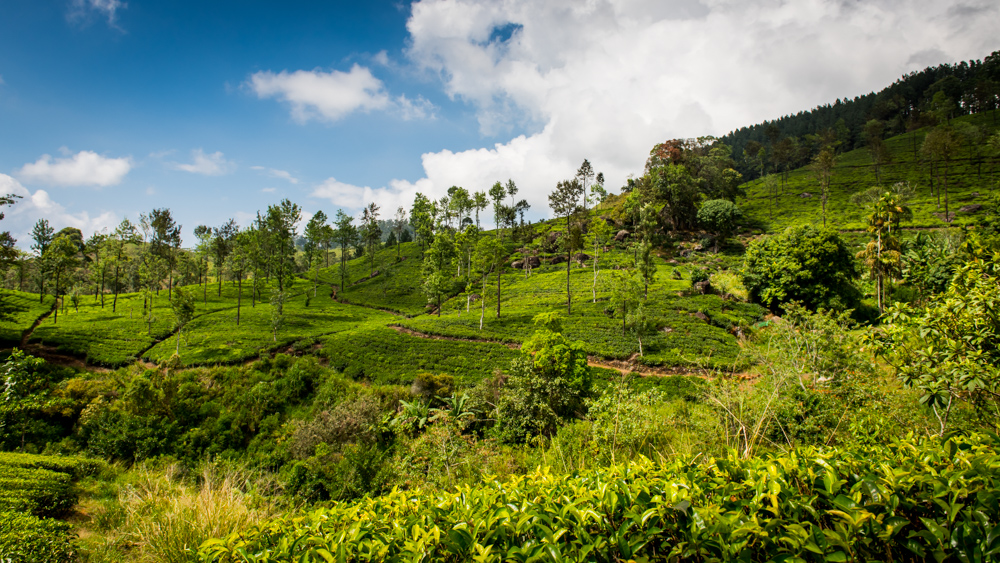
[3,50,1000,562]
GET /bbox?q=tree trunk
[566,245,572,315]
[237,275,242,326]
[480,274,487,330]
[495,262,501,318]
[113,266,120,313]
[592,242,598,303]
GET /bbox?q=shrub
[742,225,860,312]
[0,511,76,563]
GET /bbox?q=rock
[546,232,560,245]
[693,280,713,295]
[972,192,981,198]
[511,260,524,269]
[799,192,813,198]
[959,204,983,214]
[693,311,710,323]
[549,255,567,265]
[527,256,541,268]
[573,252,591,263]
[662,326,674,334]
[668,259,678,265]
[614,229,630,242]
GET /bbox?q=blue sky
[1,0,997,246]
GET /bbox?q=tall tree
[230,227,252,325]
[472,191,488,229]
[212,219,238,297]
[170,286,195,356]
[265,199,301,292]
[921,125,960,221]
[473,235,505,327]
[489,181,507,239]
[857,192,905,314]
[333,210,357,293]
[85,231,108,307]
[361,202,381,278]
[304,210,329,296]
[549,179,585,314]
[422,230,455,317]
[575,159,594,210]
[109,219,140,313]
[589,217,614,303]
[864,119,892,185]
[410,193,434,255]
[193,225,213,304]
[392,206,408,260]
[149,208,181,299]
[30,219,54,303]
[812,146,836,228]
[45,235,80,324]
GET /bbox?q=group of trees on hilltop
[724,50,1000,181]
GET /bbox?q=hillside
[738,110,1000,232]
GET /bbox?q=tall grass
[86,463,276,563]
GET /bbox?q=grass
[399,254,765,369]
[740,111,1000,232]
[144,288,396,366]
[0,290,56,343]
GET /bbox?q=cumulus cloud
[0,174,118,245]
[16,150,132,187]
[170,149,235,176]
[249,64,434,123]
[68,0,126,27]
[251,166,299,184]
[373,0,1000,221]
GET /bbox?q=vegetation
[3,50,1000,563]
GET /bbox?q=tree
[361,203,381,278]
[212,219,238,297]
[609,269,642,338]
[742,226,860,313]
[85,231,109,307]
[647,164,700,231]
[109,218,140,313]
[576,159,594,210]
[170,286,195,356]
[304,211,329,296]
[876,259,1000,434]
[392,206,408,260]
[472,191,488,229]
[488,181,507,239]
[473,235,504,328]
[697,199,743,252]
[864,119,892,185]
[265,199,301,292]
[856,192,904,314]
[921,125,960,221]
[495,321,592,442]
[812,146,836,228]
[411,193,434,255]
[193,225,213,303]
[422,230,455,316]
[45,235,80,324]
[149,208,181,299]
[230,227,252,325]
[0,349,48,449]
[591,171,608,205]
[589,217,614,303]
[333,210,357,293]
[30,219,54,303]
[549,179,585,314]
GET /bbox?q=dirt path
[20,300,58,347]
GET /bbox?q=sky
[0,0,998,247]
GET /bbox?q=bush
[202,433,1000,563]
[742,225,860,312]
[0,511,76,563]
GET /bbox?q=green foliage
[697,199,743,247]
[494,329,591,443]
[203,433,1000,563]
[0,290,56,342]
[742,225,860,312]
[876,257,1000,434]
[0,511,76,563]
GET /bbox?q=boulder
[511,260,524,269]
[799,192,813,198]
[573,252,591,263]
[667,259,679,265]
[693,280,713,295]
[959,204,983,214]
[614,229,630,242]
[526,256,542,268]
[549,255,567,265]
[693,311,710,323]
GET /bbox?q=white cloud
[387,0,1000,219]
[170,149,235,176]
[0,174,118,246]
[261,187,277,193]
[16,150,132,187]
[248,64,435,122]
[251,166,299,184]
[68,0,126,27]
